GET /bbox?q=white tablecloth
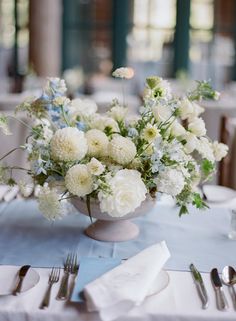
[0,267,235,321]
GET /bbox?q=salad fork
[57,252,78,300]
[40,267,60,309]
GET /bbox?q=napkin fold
[83,241,170,321]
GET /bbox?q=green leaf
[86,195,93,223]
[192,192,209,210]
[179,205,189,216]
[201,159,215,177]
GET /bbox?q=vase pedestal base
[85,219,139,242]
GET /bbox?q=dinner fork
[39,267,60,309]
[57,252,78,300]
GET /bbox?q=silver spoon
[222,266,236,309]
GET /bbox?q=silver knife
[211,268,229,311]
[13,265,31,295]
[190,263,209,309]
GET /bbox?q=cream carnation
[156,168,185,196]
[212,141,228,161]
[38,185,65,220]
[50,127,88,162]
[98,169,147,217]
[188,117,206,137]
[65,164,93,197]
[87,157,105,176]
[85,129,109,157]
[109,136,137,165]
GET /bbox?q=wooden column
[29,0,62,77]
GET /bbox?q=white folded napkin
[3,186,19,202]
[0,185,10,201]
[84,241,170,321]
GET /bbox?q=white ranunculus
[156,168,185,196]
[85,129,109,157]
[87,157,105,176]
[179,98,194,120]
[98,169,147,217]
[109,136,137,165]
[188,117,206,137]
[70,98,97,118]
[65,164,93,197]
[170,121,186,137]
[196,137,215,162]
[212,141,228,161]
[108,106,127,122]
[50,127,88,162]
[183,132,198,154]
[152,104,172,123]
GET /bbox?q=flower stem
[0,147,24,162]
[60,106,71,126]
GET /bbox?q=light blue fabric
[70,257,121,302]
[0,199,235,272]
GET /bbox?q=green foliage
[188,81,218,101]
[201,159,215,178]
[192,193,209,210]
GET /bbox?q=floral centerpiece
[0,68,228,223]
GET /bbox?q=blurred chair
[219,115,236,189]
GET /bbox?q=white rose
[109,136,137,165]
[212,141,228,161]
[50,127,88,162]
[65,164,93,197]
[85,129,109,157]
[156,168,185,196]
[188,118,206,137]
[87,158,105,176]
[98,169,147,217]
[183,132,198,154]
[170,121,186,137]
[152,104,172,123]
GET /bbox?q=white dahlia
[65,164,93,197]
[85,129,109,157]
[50,127,88,162]
[109,136,137,165]
[98,169,147,217]
[156,168,185,196]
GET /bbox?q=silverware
[211,268,229,311]
[190,263,209,309]
[56,253,78,300]
[13,265,31,295]
[222,266,236,309]
[39,267,60,309]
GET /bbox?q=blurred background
[1,0,236,188]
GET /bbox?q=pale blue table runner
[0,199,235,272]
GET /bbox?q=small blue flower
[76,121,86,131]
[128,128,138,137]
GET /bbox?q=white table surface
[0,267,235,321]
[0,197,236,320]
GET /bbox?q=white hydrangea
[170,121,186,137]
[85,129,109,157]
[188,117,206,137]
[152,104,172,123]
[156,168,185,196]
[112,67,134,79]
[212,141,228,161]
[196,137,215,162]
[108,105,127,122]
[38,185,65,220]
[109,136,137,165]
[65,164,93,197]
[98,169,147,217]
[87,157,105,176]
[142,124,160,142]
[70,98,97,118]
[50,127,88,162]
